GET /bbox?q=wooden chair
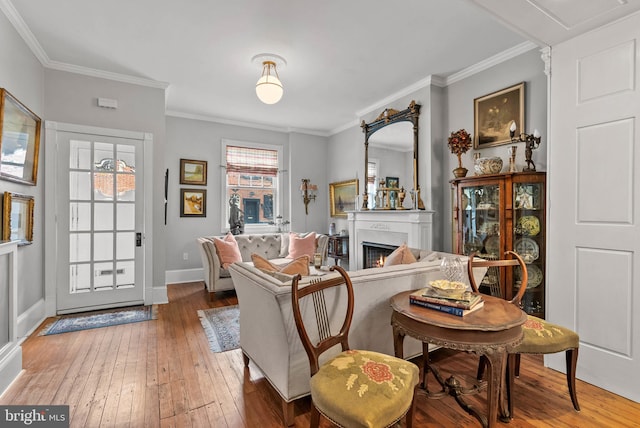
[468,251,580,419]
[291,266,420,428]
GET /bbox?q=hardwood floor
[2,282,639,427]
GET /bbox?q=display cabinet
[451,172,546,318]
[327,235,349,266]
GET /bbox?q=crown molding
[46,60,170,89]
[0,0,49,64]
[329,118,361,137]
[444,41,539,85]
[166,110,329,137]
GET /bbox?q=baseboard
[165,268,204,285]
[153,285,169,305]
[0,346,22,398]
[17,298,46,342]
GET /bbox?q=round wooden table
[391,290,527,428]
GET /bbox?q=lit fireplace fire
[376,255,386,267]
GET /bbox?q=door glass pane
[116,174,135,201]
[117,144,135,170]
[69,140,91,169]
[461,184,500,256]
[116,260,134,288]
[94,142,113,169]
[94,202,113,231]
[117,203,135,230]
[70,202,91,231]
[70,171,92,200]
[94,232,113,261]
[94,262,114,289]
[116,232,134,260]
[69,264,91,293]
[70,233,91,263]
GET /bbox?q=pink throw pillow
[287,232,317,260]
[251,253,310,276]
[384,243,417,266]
[213,233,242,269]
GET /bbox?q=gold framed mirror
[361,100,423,210]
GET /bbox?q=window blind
[226,145,278,177]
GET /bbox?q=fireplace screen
[362,241,398,268]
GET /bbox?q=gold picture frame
[180,158,207,185]
[180,188,206,217]
[0,89,42,185]
[474,82,525,149]
[329,179,359,218]
[2,191,34,245]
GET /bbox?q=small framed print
[385,177,399,189]
[180,158,207,185]
[180,188,206,217]
[2,191,34,245]
[474,82,525,149]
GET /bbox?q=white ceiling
[3,0,640,135]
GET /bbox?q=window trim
[220,139,283,234]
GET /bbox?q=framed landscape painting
[2,191,34,245]
[180,158,207,185]
[180,188,206,217]
[474,82,524,149]
[329,179,359,218]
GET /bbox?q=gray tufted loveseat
[197,232,329,299]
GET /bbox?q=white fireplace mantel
[347,210,435,270]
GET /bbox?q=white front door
[548,14,640,401]
[55,130,145,313]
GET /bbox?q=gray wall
[441,48,547,252]
[0,11,45,314]
[164,117,328,272]
[44,69,168,290]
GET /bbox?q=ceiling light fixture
[252,53,286,105]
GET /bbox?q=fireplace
[363,241,398,268]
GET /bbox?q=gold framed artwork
[474,82,525,149]
[0,88,42,185]
[180,158,207,185]
[329,179,359,218]
[2,191,34,245]
[180,188,206,217]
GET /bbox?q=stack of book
[409,287,484,316]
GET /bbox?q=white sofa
[229,250,484,426]
[197,232,329,297]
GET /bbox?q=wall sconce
[509,121,542,172]
[300,178,317,215]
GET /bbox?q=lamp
[509,121,542,172]
[252,53,286,104]
[300,178,317,215]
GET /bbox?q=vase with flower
[448,129,472,178]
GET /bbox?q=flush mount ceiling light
[252,53,286,104]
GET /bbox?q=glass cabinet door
[512,181,545,316]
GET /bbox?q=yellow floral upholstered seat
[311,349,419,428]
[516,315,579,354]
[291,266,419,428]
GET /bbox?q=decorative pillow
[213,233,243,269]
[384,243,417,266]
[251,253,310,276]
[287,232,317,260]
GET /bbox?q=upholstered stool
[311,349,419,428]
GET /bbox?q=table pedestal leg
[484,350,509,426]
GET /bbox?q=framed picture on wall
[474,82,525,149]
[329,179,359,218]
[180,158,207,185]
[180,188,206,217]
[0,89,42,185]
[2,191,34,245]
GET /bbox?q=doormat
[197,305,240,353]
[39,305,157,336]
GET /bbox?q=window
[222,141,282,232]
[367,159,379,209]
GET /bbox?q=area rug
[197,305,240,353]
[39,305,157,336]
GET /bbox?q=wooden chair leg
[566,348,580,411]
[477,355,488,381]
[505,353,516,419]
[514,353,521,377]
[310,404,321,428]
[405,387,417,428]
[282,400,295,426]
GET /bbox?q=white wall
[0,11,45,316]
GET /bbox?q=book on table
[409,288,485,316]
